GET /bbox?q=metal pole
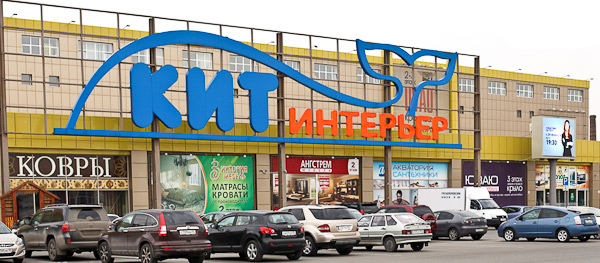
[383,50,393,205]
[549,159,557,205]
[0,0,10,194]
[149,18,162,209]
[473,57,482,187]
[276,32,286,209]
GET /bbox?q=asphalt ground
[17,229,600,263]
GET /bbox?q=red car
[375,205,438,234]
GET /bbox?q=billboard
[535,165,588,189]
[160,155,254,214]
[372,161,448,203]
[532,116,576,159]
[463,161,526,206]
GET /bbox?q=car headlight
[16,238,23,246]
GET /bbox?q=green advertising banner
[160,155,254,214]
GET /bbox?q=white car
[0,222,25,263]
[567,206,600,238]
[107,214,121,223]
[357,212,432,252]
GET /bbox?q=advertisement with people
[532,116,576,159]
[535,165,588,189]
[160,155,254,214]
[372,161,448,204]
[463,161,526,206]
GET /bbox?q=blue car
[502,205,532,220]
[498,206,599,242]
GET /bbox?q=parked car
[10,216,31,234]
[207,211,304,261]
[357,213,431,252]
[375,205,438,233]
[279,205,360,256]
[567,206,600,238]
[200,211,232,227]
[498,206,599,242]
[98,209,210,263]
[502,206,532,220]
[17,204,110,261]
[433,210,487,240]
[107,214,120,223]
[341,202,379,215]
[0,221,25,263]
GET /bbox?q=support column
[149,18,162,209]
[589,163,599,208]
[549,159,557,205]
[526,161,537,206]
[0,1,9,194]
[255,154,271,210]
[131,151,150,210]
[276,33,287,209]
[361,157,374,202]
[383,50,393,205]
[449,159,462,188]
[473,57,482,187]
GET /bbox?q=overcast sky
[7,0,600,121]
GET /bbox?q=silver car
[0,222,25,263]
[357,213,431,252]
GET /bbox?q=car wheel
[286,250,302,260]
[98,241,114,263]
[503,228,516,242]
[365,245,373,251]
[383,237,397,252]
[556,228,570,242]
[24,250,32,258]
[303,235,318,256]
[410,242,424,252]
[448,228,460,241]
[578,235,590,242]
[471,235,483,241]
[336,246,353,255]
[65,251,74,258]
[46,238,63,261]
[93,249,101,260]
[205,253,211,259]
[12,259,23,263]
[188,256,204,263]
[140,243,158,263]
[245,240,264,262]
[526,238,536,242]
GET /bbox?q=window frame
[78,40,114,61]
[516,84,533,98]
[543,87,560,100]
[184,50,213,69]
[229,54,256,72]
[568,89,583,102]
[458,78,474,93]
[314,63,338,80]
[49,76,60,87]
[284,60,300,71]
[488,81,506,95]
[357,67,381,84]
[21,74,32,85]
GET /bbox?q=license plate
[476,228,485,232]
[179,230,196,236]
[337,225,352,232]
[0,249,11,254]
[282,231,296,237]
[413,230,424,234]
[585,219,593,224]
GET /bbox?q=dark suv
[17,204,110,261]
[341,202,379,215]
[97,209,210,263]
[208,211,304,262]
[375,205,438,233]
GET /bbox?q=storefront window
[535,164,589,206]
[272,157,360,208]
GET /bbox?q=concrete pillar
[590,163,600,208]
[256,154,271,210]
[526,161,537,206]
[130,151,150,211]
[361,157,373,202]
[449,159,462,188]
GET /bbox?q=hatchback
[375,205,437,233]
[207,211,304,261]
[434,210,487,240]
[97,209,211,263]
[0,222,25,263]
[357,213,431,252]
[498,206,599,242]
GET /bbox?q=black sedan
[207,211,305,262]
[434,210,488,240]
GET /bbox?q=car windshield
[0,223,10,234]
[267,214,299,224]
[479,199,500,209]
[310,208,355,220]
[393,214,423,224]
[571,207,600,217]
[164,211,202,226]
[412,207,433,217]
[348,209,362,219]
[362,204,379,214]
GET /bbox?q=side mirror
[211,224,217,229]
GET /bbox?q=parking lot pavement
[18,230,600,263]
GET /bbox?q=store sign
[463,161,526,206]
[532,116,576,159]
[373,161,448,181]
[319,176,331,189]
[535,165,588,189]
[273,157,359,175]
[9,153,127,178]
[160,155,254,214]
[54,30,460,149]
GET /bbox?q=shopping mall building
[0,1,598,224]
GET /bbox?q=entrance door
[16,193,38,220]
[577,190,587,206]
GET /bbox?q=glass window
[380,207,406,213]
[147,216,158,226]
[31,212,43,225]
[49,76,59,87]
[50,209,64,222]
[517,110,522,118]
[188,163,200,186]
[229,55,255,72]
[78,41,113,61]
[309,208,354,220]
[480,199,500,209]
[386,215,397,226]
[201,214,213,224]
[77,209,101,221]
[488,81,506,95]
[21,74,32,85]
[437,212,453,220]
[132,214,149,227]
[358,216,371,227]
[235,215,251,226]
[214,213,226,223]
[288,209,305,221]
[118,214,134,229]
[22,36,59,56]
[529,111,534,118]
[539,209,567,219]
[516,84,533,98]
[372,216,385,226]
[284,60,300,71]
[266,214,298,224]
[459,78,474,92]
[217,216,235,227]
[543,87,560,100]
[156,48,164,65]
[131,49,149,64]
[0,223,10,234]
[413,206,433,217]
[522,209,541,220]
[164,211,202,226]
[357,68,381,84]
[314,64,338,80]
[393,214,422,224]
[470,200,482,210]
[568,89,583,102]
[184,50,213,69]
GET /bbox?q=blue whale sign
[54,30,461,149]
